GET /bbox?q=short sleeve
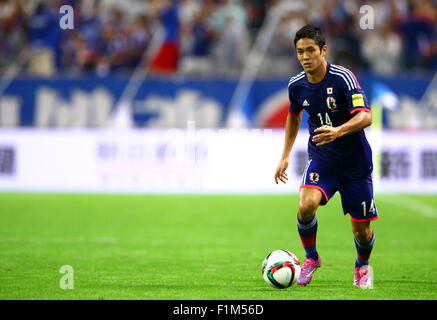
[347,88,370,115]
[288,85,303,116]
[339,67,370,114]
[332,65,371,114]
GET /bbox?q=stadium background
[0,0,436,300]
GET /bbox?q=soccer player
[274,25,378,288]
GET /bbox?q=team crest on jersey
[309,172,320,183]
[326,96,337,111]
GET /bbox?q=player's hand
[312,125,340,146]
[275,159,289,184]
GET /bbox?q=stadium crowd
[0,0,436,77]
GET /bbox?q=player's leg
[351,219,374,256]
[297,187,323,261]
[296,159,337,285]
[338,174,378,288]
[296,187,323,285]
[352,219,375,267]
[351,220,375,288]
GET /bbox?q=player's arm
[275,112,302,184]
[312,110,372,146]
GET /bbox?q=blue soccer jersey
[288,63,373,179]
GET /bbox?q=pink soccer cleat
[296,255,321,285]
[354,265,373,289]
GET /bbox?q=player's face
[296,38,327,74]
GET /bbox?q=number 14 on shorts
[361,199,375,217]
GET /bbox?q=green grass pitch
[0,193,436,300]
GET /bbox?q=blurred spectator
[255,0,307,76]
[178,0,200,56]
[270,1,307,57]
[395,0,437,72]
[73,0,105,73]
[209,0,250,73]
[179,9,214,75]
[27,0,59,76]
[0,0,28,70]
[331,13,369,71]
[362,22,402,75]
[191,11,213,57]
[245,0,267,34]
[101,8,130,72]
[127,15,152,68]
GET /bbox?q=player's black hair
[293,25,326,51]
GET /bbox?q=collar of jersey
[304,62,330,86]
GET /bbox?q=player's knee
[352,222,372,243]
[298,188,323,221]
[298,198,319,221]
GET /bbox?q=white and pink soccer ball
[261,250,301,289]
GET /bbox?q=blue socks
[354,231,375,268]
[297,214,319,261]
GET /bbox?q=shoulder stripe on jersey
[288,72,305,87]
[333,64,361,89]
[288,72,305,85]
[329,70,353,91]
[288,74,305,87]
[330,66,356,90]
[289,71,305,80]
[331,65,360,89]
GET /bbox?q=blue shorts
[300,158,379,222]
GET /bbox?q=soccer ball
[261,249,301,289]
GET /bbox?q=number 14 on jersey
[317,112,333,126]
